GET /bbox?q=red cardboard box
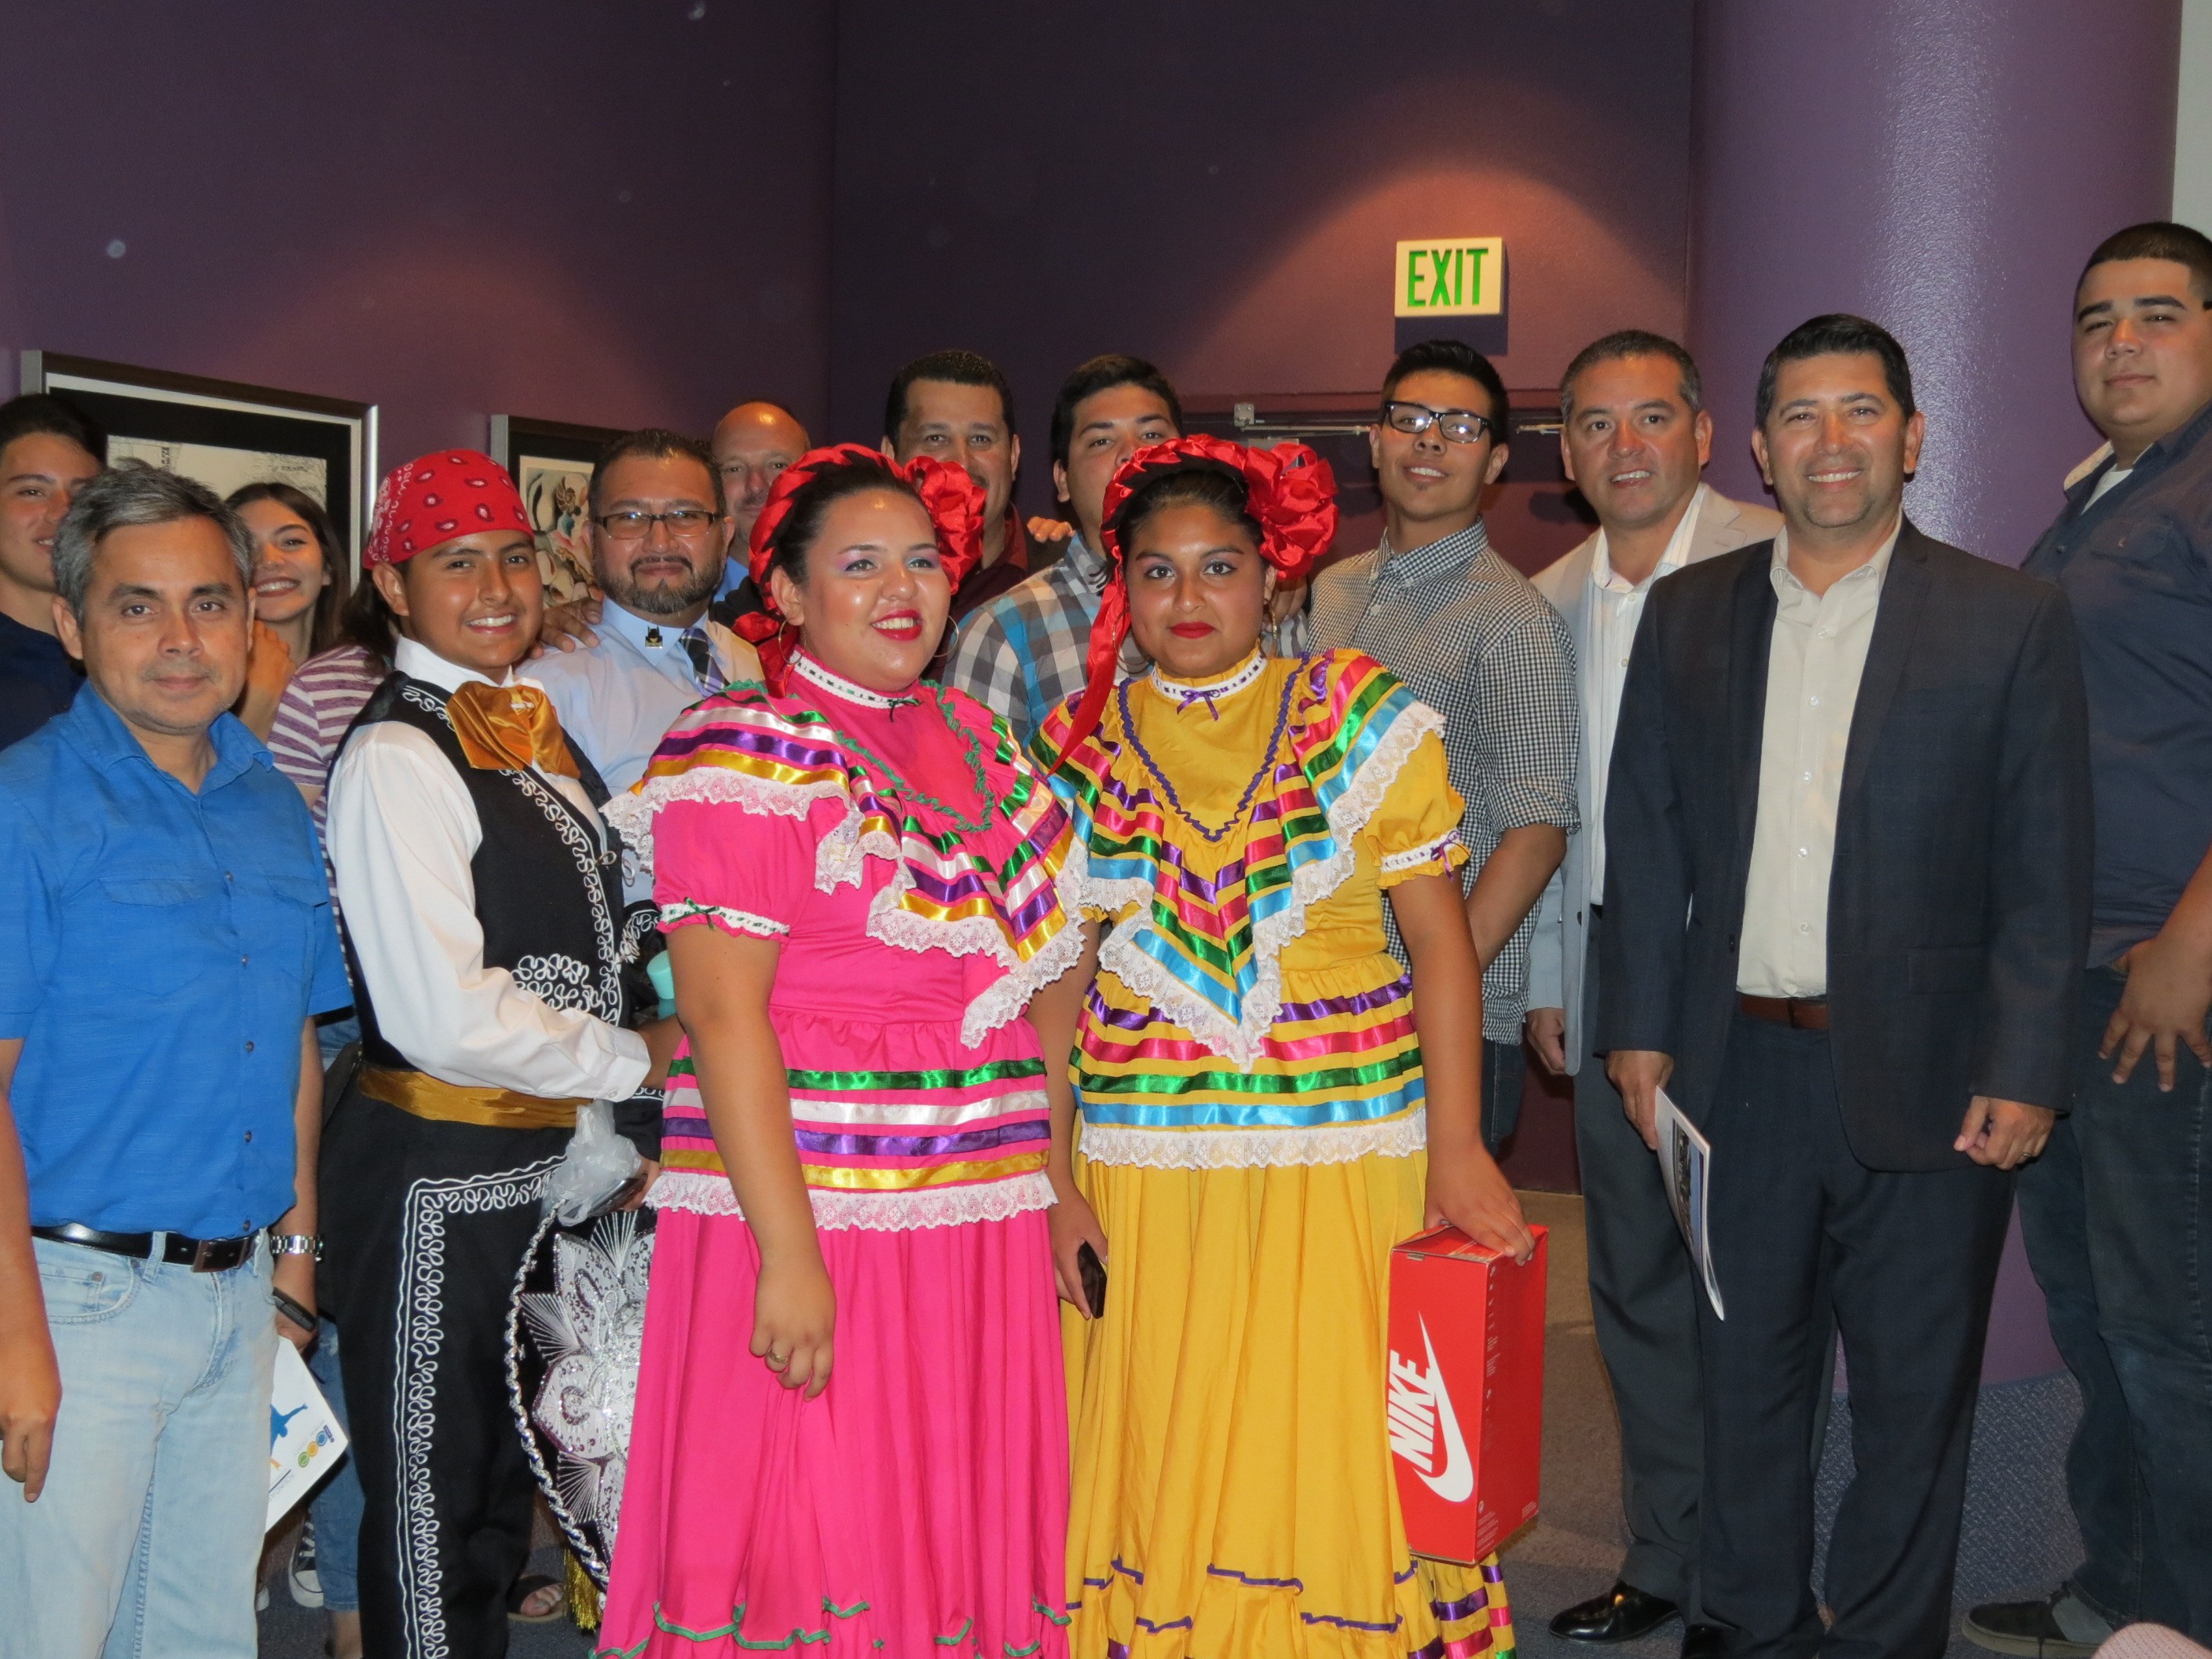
[1386,1222,1547,1564]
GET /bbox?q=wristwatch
[269,1232,324,1261]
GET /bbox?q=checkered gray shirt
[942,533,1108,747]
[1309,521,1579,1039]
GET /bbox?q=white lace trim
[647,1168,1055,1230]
[858,827,1091,1045]
[1149,650,1266,707]
[1380,827,1462,875]
[659,899,787,938]
[601,765,845,869]
[790,651,921,710]
[1085,698,1445,1068]
[1079,1111,1426,1169]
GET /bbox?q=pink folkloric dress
[596,652,1086,1659]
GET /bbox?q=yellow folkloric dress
[1039,648,1519,1659]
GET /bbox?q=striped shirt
[1309,521,1579,1038]
[267,643,386,920]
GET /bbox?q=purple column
[1690,0,2181,569]
[1688,0,2182,1385]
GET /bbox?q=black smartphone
[270,1285,317,1337]
[1077,1242,1108,1319]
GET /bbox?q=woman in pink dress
[599,445,1084,1657]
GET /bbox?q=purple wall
[1689,0,2182,566]
[828,2,1694,510]
[0,1,837,481]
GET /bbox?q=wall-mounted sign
[1395,238,1503,317]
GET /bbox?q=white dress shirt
[1737,518,1901,998]
[1585,483,1706,895]
[325,635,650,1099]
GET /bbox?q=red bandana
[1053,434,1338,761]
[363,449,533,568]
[733,444,987,692]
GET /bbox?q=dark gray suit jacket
[1595,521,2092,1171]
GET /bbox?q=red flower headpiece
[1053,434,1338,761]
[733,443,988,692]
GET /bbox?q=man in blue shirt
[0,464,350,1657]
[0,395,104,750]
[531,429,757,904]
[1968,222,2212,1656]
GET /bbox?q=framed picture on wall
[489,413,624,606]
[20,351,377,568]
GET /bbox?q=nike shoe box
[1386,1221,1547,1564]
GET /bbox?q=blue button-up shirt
[0,690,350,1236]
[2024,397,2212,965]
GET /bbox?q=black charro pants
[320,1088,568,1659]
[1696,1014,2012,1659]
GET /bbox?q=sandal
[507,1571,566,1624]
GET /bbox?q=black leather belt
[32,1221,259,1273]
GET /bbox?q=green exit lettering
[1394,238,1503,317]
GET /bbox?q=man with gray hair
[1527,331,1781,1657]
[0,463,350,1657]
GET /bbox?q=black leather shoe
[1680,1624,1727,1659]
[1549,1581,1682,1643]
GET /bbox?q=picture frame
[20,351,377,569]
[489,413,626,606]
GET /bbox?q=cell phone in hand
[1078,1241,1108,1319]
[270,1286,317,1339]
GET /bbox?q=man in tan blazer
[1527,331,1779,1658]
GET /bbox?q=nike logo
[1386,1317,1473,1502]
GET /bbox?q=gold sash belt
[360,1066,584,1130]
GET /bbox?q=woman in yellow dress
[1028,436,1537,1658]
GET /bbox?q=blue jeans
[2017,966,2212,1639]
[304,1317,361,1613]
[0,1236,276,1659]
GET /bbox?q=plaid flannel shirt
[941,533,1110,747]
[1309,521,1580,1038]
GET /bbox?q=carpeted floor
[256,1192,2076,1657]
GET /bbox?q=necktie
[445,681,580,777]
[679,627,723,695]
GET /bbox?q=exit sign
[1395,238,1503,317]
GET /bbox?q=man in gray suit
[1528,332,1779,1658]
[1602,315,2091,1658]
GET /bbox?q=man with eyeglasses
[1309,339,1579,1150]
[531,428,758,907]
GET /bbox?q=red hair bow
[733,444,987,692]
[1055,435,1338,761]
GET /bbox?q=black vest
[337,673,632,1075]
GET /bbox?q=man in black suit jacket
[1599,315,2092,1659]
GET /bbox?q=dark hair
[53,463,251,617]
[0,393,105,467]
[1111,463,1261,561]
[226,482,350,656]
[1754,313,1916,428]
[1560,330,1704,421]
[336,570,397,667]
[884,350,1016,444]
[759,452,921,592]
[2078,220,2212,306]
[1381,339,1510,436]
[1049,353,1182,470]
[588,427,720,517]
